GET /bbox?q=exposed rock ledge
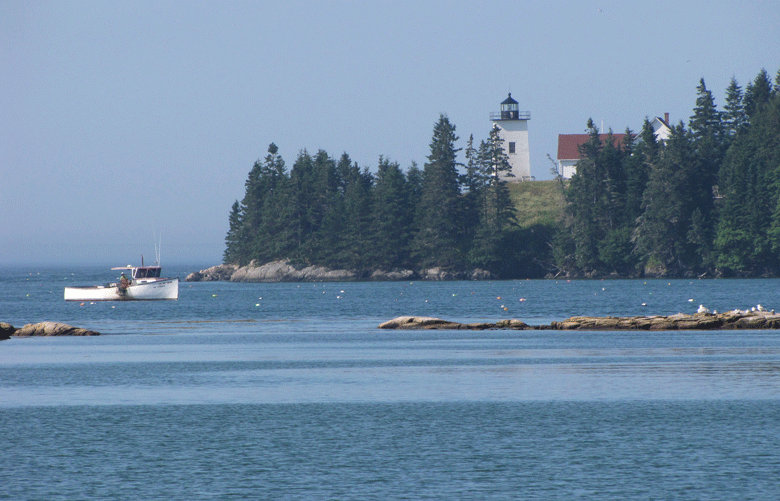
[3,322,101,338]
[379,310,780,331]
[186,260,493,282]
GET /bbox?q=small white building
[650,113,672,141]
[491,93,532,182]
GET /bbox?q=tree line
[557,67,780,277]
[224,116,550,277]
[226,66,780,279]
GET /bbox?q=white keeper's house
[556,113,671,180]
[491,93,532,181]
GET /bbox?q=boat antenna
[154,233,162,266]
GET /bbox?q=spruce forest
[225,67,780,278]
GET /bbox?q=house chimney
[664,112,669,124]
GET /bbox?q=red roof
[557,133,629,160]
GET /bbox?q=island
[379,310,780,331]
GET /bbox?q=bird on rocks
[697,304,710,314]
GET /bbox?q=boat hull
[64,278,179,301]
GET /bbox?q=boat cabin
[132,266,162,279]
[111,265,163,280]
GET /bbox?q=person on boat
[119,273,130,291]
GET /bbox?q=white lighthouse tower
[491,93,531,181]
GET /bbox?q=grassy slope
[508,180,566,228]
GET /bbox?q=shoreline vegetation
[222,67,780,279]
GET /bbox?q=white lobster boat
[64,261,179,301]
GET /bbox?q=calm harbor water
[2,265,780,499]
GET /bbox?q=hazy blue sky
[2,1,778,266]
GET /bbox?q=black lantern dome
[501,93,519,119]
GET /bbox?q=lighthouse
[490,93,531,181]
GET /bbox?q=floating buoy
[519,298,526,302]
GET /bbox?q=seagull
[697,304,710,314]
[757,304,766,312]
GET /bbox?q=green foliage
[553,66,780,277]
[411,114,464,268]
[223,116,548,277]
[225,67,780,278]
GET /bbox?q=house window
[508,142,516,154]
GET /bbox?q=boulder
[185,264,238,282]
[369,269,418,281]
[1,322,15,340]
[229,260,359,282]
[379,316,466,330]
[14,322,100,337]
[419,268,495,281]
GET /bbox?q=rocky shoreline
[185,260,493,282]
[379,310,780,331]
[1,322,100,339]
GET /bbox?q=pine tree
[562,119,606,273]
[723,77,746,138]
[335,157,373,269]
[744,69,773,119]
[469,125,518,272]
[634,123,694,275]
[686,78,724,269]
[223,200,246,264]
[371,157,411,269]
[411,114,463,268]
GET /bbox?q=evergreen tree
[223,200,246,264]
[411,114,463,268]
[720,71,780,274]
[371,156,411,269]
[469,125,518,272]
[335,157,374,269]
[561,119,611,273]
[744,68,773,119]
[723,77,746,138]
[686,78,725,269]
[460,134,484,249]
[598,129,639,275]
[634,123,694,275]
[309,150,341,264]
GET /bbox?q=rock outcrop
[378,316,528,330]
[13,322,100,337]
[379,310,780,331]
[1,322,15,340]
[185,264,238,282]
[186,260,495,282]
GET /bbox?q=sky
[2,0,779,266]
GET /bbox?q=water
[2,266,780,499]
